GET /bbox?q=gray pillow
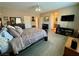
[7,25,16,30]
[15,26,23,35]
[7,28,20,38]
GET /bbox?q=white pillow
[7,25,16,30]
[15,26,23,35]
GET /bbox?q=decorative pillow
[0,35,8,54]
[1,30,13,41]
[7,25,16,30]
[15,26,23,35]
[0,35,8,42]
[7,28,20,38]
[2,27,8,31]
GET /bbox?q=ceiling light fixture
[35,2,41,12]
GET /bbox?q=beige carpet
[17,31,67,56]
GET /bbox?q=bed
[0,28,48,55]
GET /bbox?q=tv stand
[56,27,74,36]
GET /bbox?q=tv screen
[61,15,74,21]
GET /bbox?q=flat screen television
[61,15,74,21]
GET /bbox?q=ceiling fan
[26,2,41,14]
[35,2,41,12]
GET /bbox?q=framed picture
[3,16,8,26]
[44,16,49,22]
[3,16,8,21]
[16,17,22,24]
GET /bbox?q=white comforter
[10,28,47,54]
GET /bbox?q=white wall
[39,17,43,29]
[23,16,32,28]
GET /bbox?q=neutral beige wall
[23,16,32,28]
[57,4,79,30]
[0,8,5,25]
[0,7,39,26]
[0,4,79,30]
[0,8,39,28]
[39,4,79,30]
[0,8,2,16]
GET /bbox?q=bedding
[15,26,23,35]
[0,27,11,54]
[0,35,8,54]
[21,28,47,44]
[10,28,47,54]
[0,27,47,55]
[7,28,20,38]
[10,37,24,54]
[7,25,16,30]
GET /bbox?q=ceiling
[0,2,78,15]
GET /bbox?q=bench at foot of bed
[44,37,48,41]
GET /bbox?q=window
[16,17,22,24]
